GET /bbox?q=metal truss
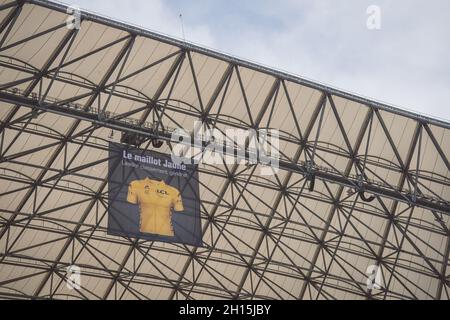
[0,0,449,300]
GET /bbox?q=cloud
[70,0,450,121]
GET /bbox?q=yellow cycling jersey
[127,177,184,236]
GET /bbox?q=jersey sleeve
[127,181,138,204]
[173,190,184,212]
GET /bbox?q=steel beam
[1,90,448,215]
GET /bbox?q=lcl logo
[157,189,168,196]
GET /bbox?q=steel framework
[0,0,449,300]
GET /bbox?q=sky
[67,0,450,121]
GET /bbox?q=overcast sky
[68,0,450,121]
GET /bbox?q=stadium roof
[0,0,449,300]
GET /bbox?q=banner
[107,142,202,246]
